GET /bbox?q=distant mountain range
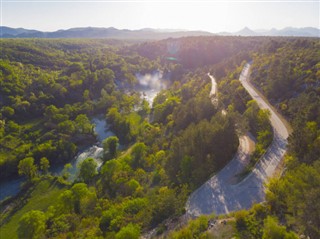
[1,26,319,39]
[221,27,320,37]
[0,26,213,39]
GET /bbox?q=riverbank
[0,117,112,201]
[0,177,66,239]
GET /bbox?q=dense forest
[0,36,319,239]
[169,38,320,238]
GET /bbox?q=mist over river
[0,72,166,201]
[135,70,168,105]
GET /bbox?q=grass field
[0,178,66,239]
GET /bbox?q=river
[0,117,113,201]
[135,70,168,105]
[0,71,166,201]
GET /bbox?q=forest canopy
[0,36,319,239]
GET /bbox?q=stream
[0,117,113,201]
[135,70,168,105]
[0,71,166,201]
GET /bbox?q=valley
[0,36,319,239]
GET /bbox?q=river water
[0,71,166,201]
[0,117,112,201]
[135,70,168,105]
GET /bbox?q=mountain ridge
[0,26,214,39]
[219,26,320,37]
[1,26,319,39]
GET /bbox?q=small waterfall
[0,117,113,200]
[69,117,112,179]
[69,145,104,180]
[74,145,103,168]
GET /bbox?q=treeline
[169,205,298,239]
[131,36,260,69]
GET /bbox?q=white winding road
[208,73,217,97]
[186,63,289,216]
[208,73,219,106]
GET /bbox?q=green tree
[102,136,119,160]
[40,157,50,174]
[131,142,147,169]
[151,186,177,225]
[83,89,90,101]
[46,214,71,237]
[70,183,96,215]
[98,159,125,197]
[18,210,46,239]
[107,107,121,127]
[170,216,209,239]
[125,179,142,196]
[44,105,59,121]
[65,62,85,76]
[99,207,119,232]
[5,120,20,135]
[262,216,298,239]
[75,114,92,134]
[266,161,320,238]
[58,190,74,213]
[18,157,38,181]
[58,120,75,135]
[235,210,250,230]
[115,223,140,239]
[139,99,151,117]
[1,106,15,118]
[244,100,260,134]
[79,158,97,183]
[61,163,72,181]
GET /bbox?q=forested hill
[250,39,320,165]
[0,37,319,239]
[164,37,320,239]
[0,26,213,39]
[1,26,319,38]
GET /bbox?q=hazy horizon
[1,1,319,33]
[1,25,319,34]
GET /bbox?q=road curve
[208,73,217,96]
[186,63,289,216]
[208,73,219,106]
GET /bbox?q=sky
[1,0,319,32]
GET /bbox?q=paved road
[186,63,289,216]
